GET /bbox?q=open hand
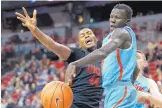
[15,7,37,31]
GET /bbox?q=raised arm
[15,7,71,60]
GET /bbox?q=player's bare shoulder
[112,28,130,40]
[148,78,158,88]
[112,28,131,49]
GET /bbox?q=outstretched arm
[137,79,162,107]
[15,7,71,60]
[31,27,71,60]
[137,91,162,107]
[72,28,129,67]
[149,79,162,98]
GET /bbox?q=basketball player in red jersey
[16,7,103,108]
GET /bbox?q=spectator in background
[48,64,56,76]
[17,90,26,108]
[1,85,6,98]
[14,64,21,75]
[27,55,39,69]
[11,89,20,103]
[6,81,15,94]
[1,98,8,108]
[6,98,16,108]
[30,95,41,108]
[12,35,22,44]
[24,99,31,108]
[23,37,29,43]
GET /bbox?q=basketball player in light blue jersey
[66,4,139,108]
[135,51,162,108]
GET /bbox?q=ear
[126,19,131,25]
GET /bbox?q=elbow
[59,56,68,61]
[137,92,150,103]
[102,53,107,59]
[98,49,107,59]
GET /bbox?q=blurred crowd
[1,28,162,108]
[143,41,162,93]
[1,53,66,108]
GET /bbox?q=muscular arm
[148,94,162,107]
[137,91,162,107]
[31,27,71,60]
[138,79,162,107]
[72,28,130,67]
[149,79,162,98]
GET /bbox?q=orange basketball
[41,81,73,108]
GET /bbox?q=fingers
[65,70,72,84]
[65,65,76,84]
[17,17,26,23]
[72,68,76,77]
[68,80,72,86]
[22,23,26,27]
[65,75,70,84]
[33,10,37,19]
[65,79,72,86]
[71,66,76,77]
[73,71,76,77]
[15,12,25,19]
[22,7,29,17]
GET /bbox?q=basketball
[41,81,73,108]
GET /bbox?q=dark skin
[65,8,139,83]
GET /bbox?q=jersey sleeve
[66,48,85,64]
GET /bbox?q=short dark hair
[114,4,133,19]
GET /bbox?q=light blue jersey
[102,26,137,108]
[102,26,137,87]
[134,75,149,108]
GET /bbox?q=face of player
[78,28,97,49]
[109,8,128,31]
[136,52,146,71]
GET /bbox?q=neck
[87,46,96,52]
[137,70,143,79]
